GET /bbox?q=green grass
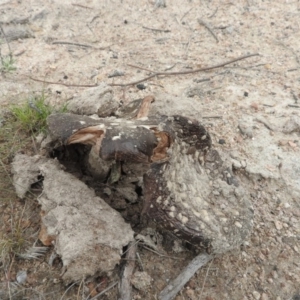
[0,222,26,266]
[0,55,16,73]
[0,94,68,267]
[10,93,68,134]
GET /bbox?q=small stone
[136,83,147,90]
[116,186,138,203]
[131,271,152,290]
[16,270,27,284]
[274,220,283,230]
[108,69,124,78]
[271,270,278,279]
[103,187,112,196]
[261,293,269,300]
[218,139,226,144]
[232,159,242,169]
[238,123,253,138]
[185,288,196,300]
[252,291,260,300]
[267,278,273,283]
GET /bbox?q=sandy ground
[1,0,300,299]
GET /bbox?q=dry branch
[118,242,137,300]
[28,53,259,88]
[158,253,213,300]
[197,19,219,43]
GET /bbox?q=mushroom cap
[47,113,253,253]
[47,113,159,163]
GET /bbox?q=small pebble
[131,271,152,290]
[252,291,260,300]
[274,220,283,230]
[108,70,124,78]
[16,270,27,284]
[103,187,112,196]
[261,293,269,300]
[136,83,147,90]
[218,139,225,144]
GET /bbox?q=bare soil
[1,1,300,300]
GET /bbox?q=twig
[28,76,97,87]
[197,19,219,43]
[141,245,182,260]
[202,115,222,119]
[129,53,259,76]
[127,64,154,73]
[28,54,259,88]
[136,252,144,271]
[118,242,137,300]
[164,63,177,71]
[77,277,85,300]
[71,3,93,9]
[89,281,118,300]
[184,34,194,56]
[142,26,170,33]
[114,53,259,87]
[180,8,193,21]
[199,258,214,300]
[60,280,80,300]
[254,117,275,131]
[0,24,13,55]
[158,253,213,300]
[208,7,218,19]
[52,41,111,50]
[52,41,91,48]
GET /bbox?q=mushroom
[47,112,253,254]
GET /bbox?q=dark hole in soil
[49,144,144,230]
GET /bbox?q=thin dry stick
[136,252,144,271]
[202,115,223,119]
[76,277,85,300]
[208,7,218,19]
[119,241,137,300]
[158,253,213,300]
[119,53,259,87]
[141,245,182,260]
[197,19,219,43]
[199,258,214,300]
[28,76,97,87]
[60,280,80,300]
[71,3,93,9]
[52,41,91,48]
[52,41,111,50]
[180,8,193,21]
[28,53,259,88]
[0,24,13,55]
[142,26,171,33]
[89,281,118,300]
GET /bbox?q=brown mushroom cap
[47,113,160,163]
[47,113,253,253]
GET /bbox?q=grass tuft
[0,222,26,267]
[0,55,16,73]
[10,93,68,134]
